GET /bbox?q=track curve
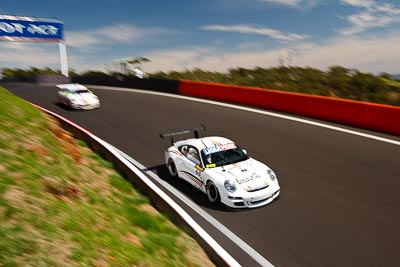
[4,83,400,267]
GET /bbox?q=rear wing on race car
[160,125,206,144]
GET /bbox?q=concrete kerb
[31,103,241,267]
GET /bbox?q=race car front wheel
[167,159,178,177]
[206,181,220,204]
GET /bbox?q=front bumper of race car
[77,102,100,110]
[220,181,280,208]
[68,101,100,110]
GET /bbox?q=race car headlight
[224,180,236,193]
[267,169,277,181]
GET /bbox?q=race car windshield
[201,147,249,168]
[75,90,90,94]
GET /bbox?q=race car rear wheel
[167,159,178,177]
[206,181,220,204]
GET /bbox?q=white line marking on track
[90,85,400,146]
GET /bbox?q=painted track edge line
[30,103,242,267]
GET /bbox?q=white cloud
[258,0,320,9]
[294,33,400,73]
[376,4,400,15]
[99,25,141,43]
[0,42,59,68]
[65,24,175,49]
[143,31,400,74]
[201,24,310,42]
[339,0,400,35]
[1,24,399,75]
[65,32,101,48]
[341,0,375,9]
[259,0,302,7]
[0,23,175,72]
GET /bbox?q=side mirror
[195,165,204,171]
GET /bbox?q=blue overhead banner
[0,15,63,42]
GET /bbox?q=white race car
[56,83,100,110]
[160,126,280,209]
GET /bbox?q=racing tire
[206,181,220,204]
[167,159,178,178]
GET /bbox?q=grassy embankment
[0,87,214,267]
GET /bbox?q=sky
[1,0,400,74]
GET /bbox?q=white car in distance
[57,83,100,110]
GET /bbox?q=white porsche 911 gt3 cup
[160,126,280,209]
[56,83,100,110]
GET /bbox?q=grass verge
[0,87,215,267]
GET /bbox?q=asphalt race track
[3,83,400,267]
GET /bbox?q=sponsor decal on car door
[181,147,204,190]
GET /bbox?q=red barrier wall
[179,80,400,136]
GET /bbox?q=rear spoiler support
[160,125,206,145]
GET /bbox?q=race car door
[180,146,204,190]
